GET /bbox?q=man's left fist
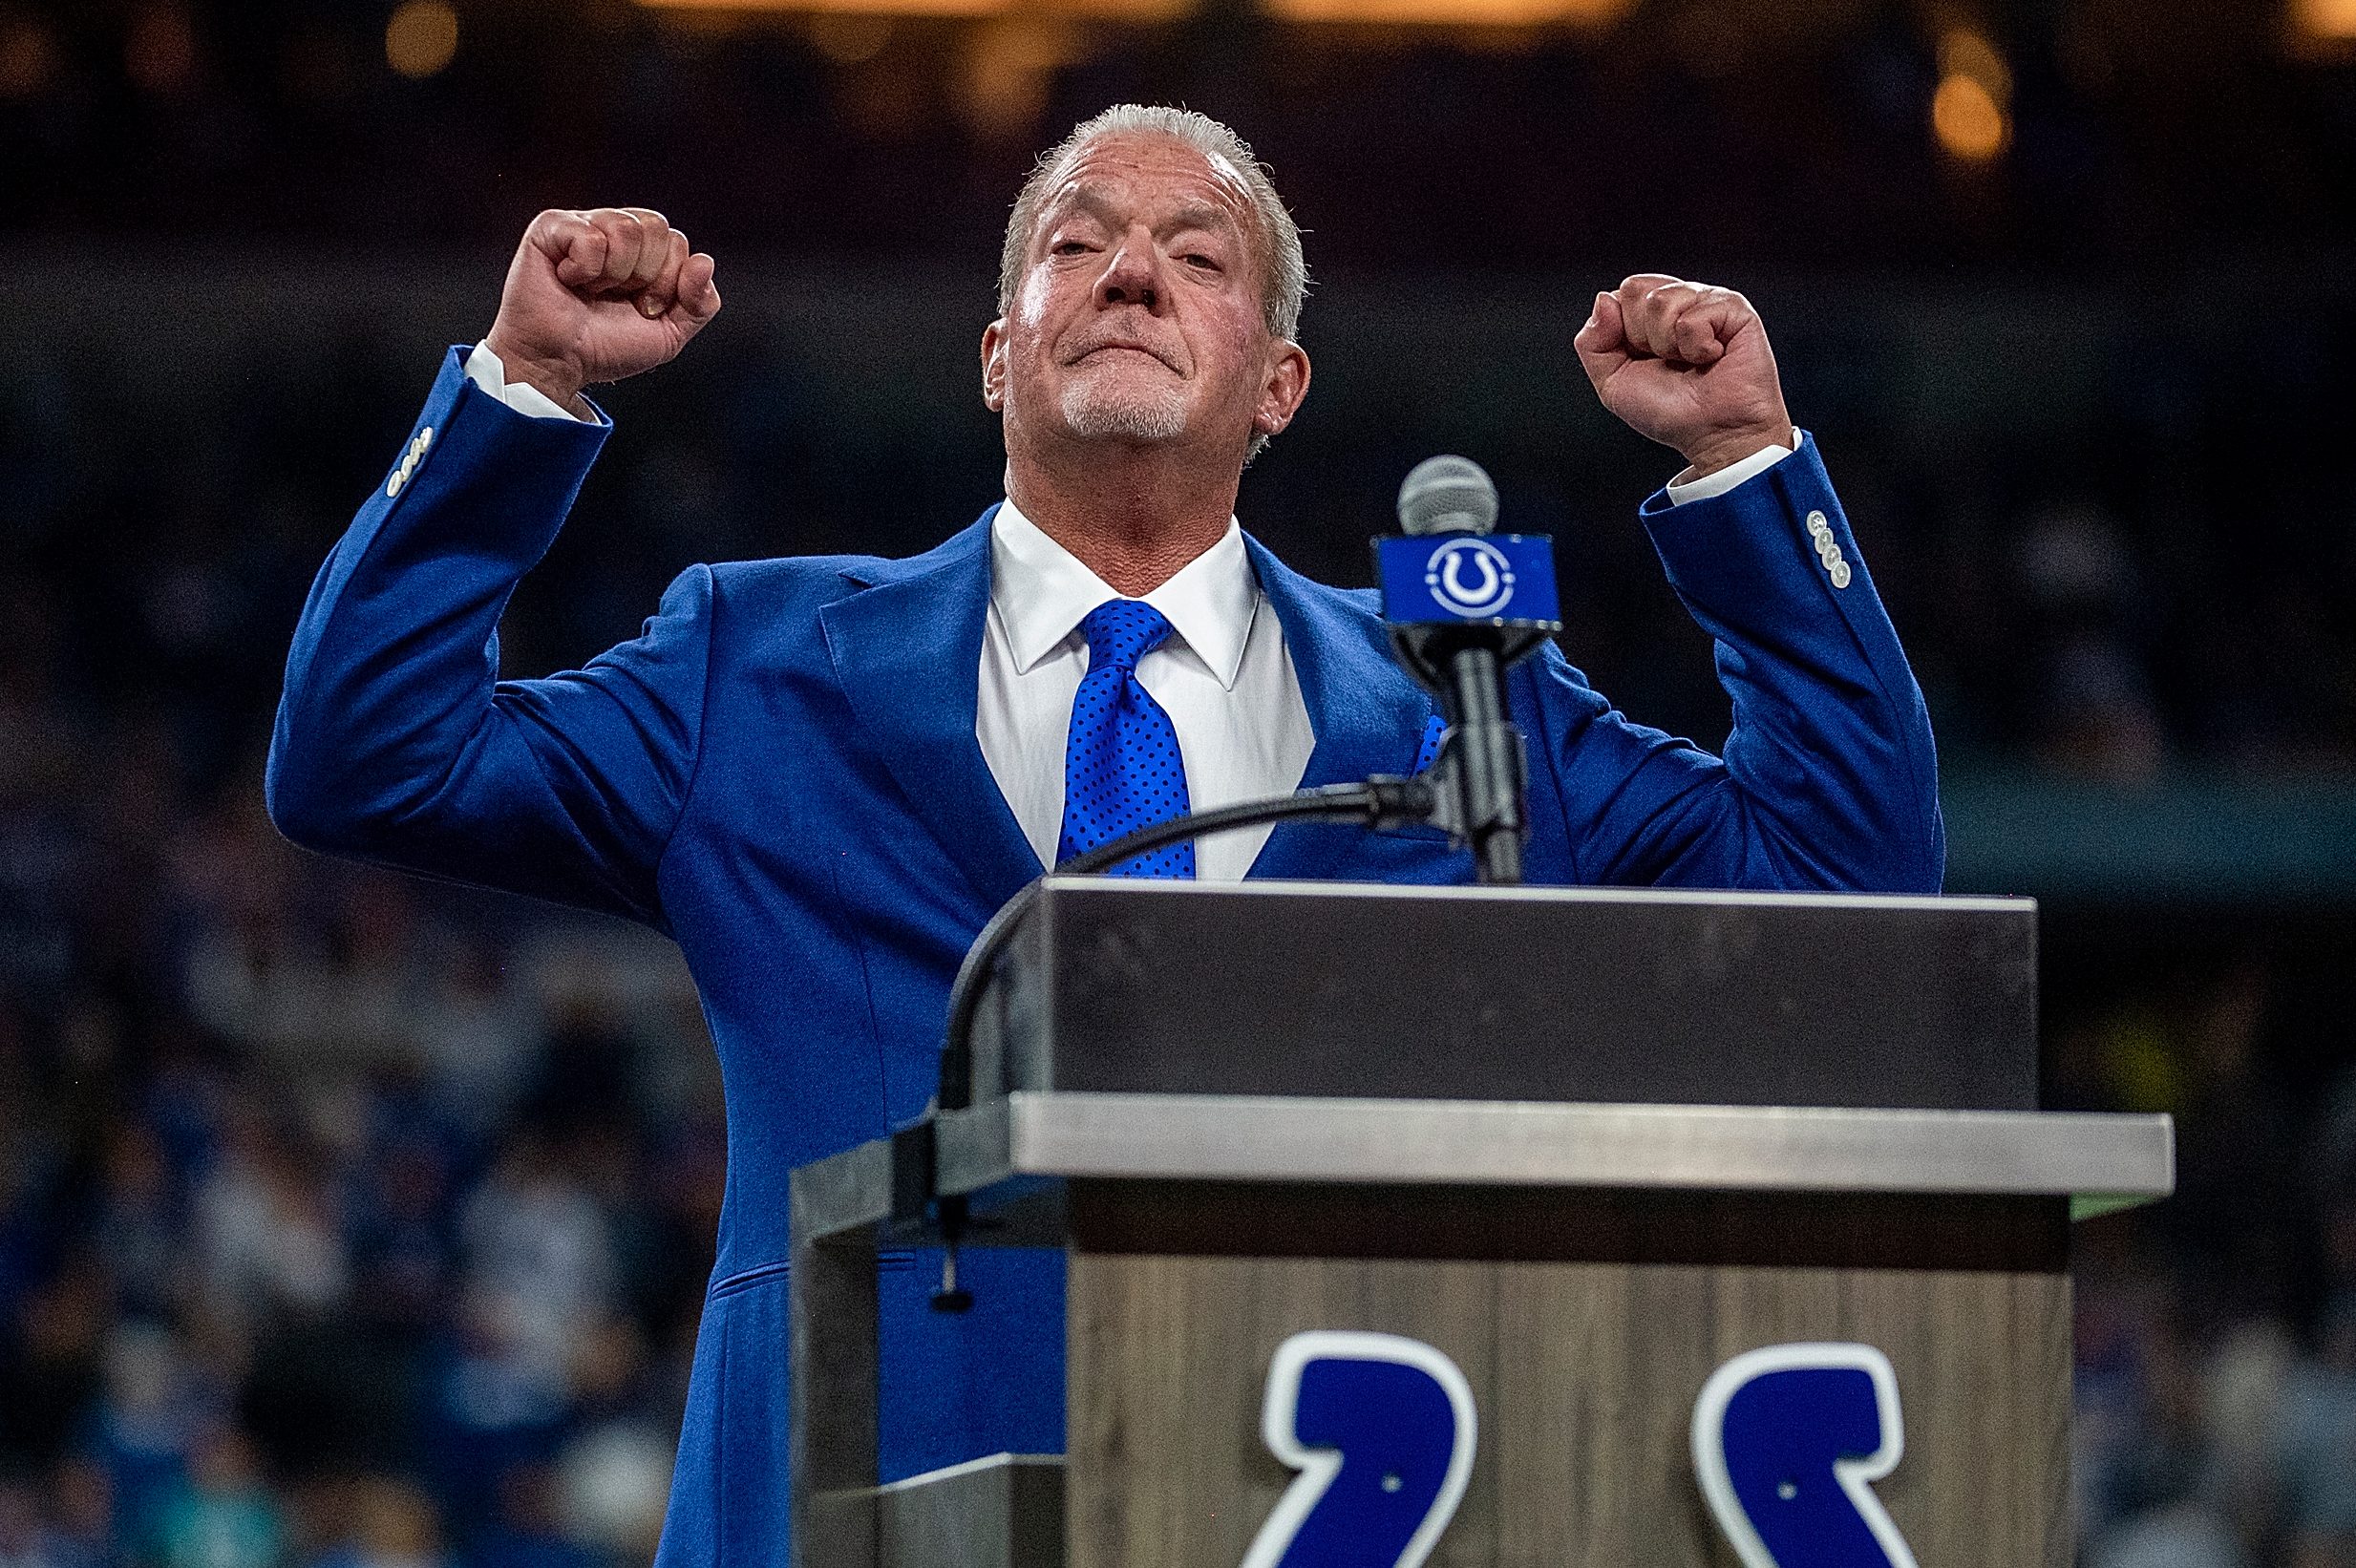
[1573,275,1794,480]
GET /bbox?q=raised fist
[1573,275,1793,480]
[483,208,721,416]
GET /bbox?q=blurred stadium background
[2,0,2355,1561]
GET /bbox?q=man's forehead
[1042,133,1254,224]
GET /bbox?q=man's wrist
[1662,425,1801,507]
[481,329,590,419]
[1677,422,1795,482]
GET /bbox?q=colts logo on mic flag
[1423,538,1518,618]
[1376,534,1560,628]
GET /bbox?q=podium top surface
[973,879,2040,1112]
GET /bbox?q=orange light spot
[386,0,460,78]
[2293,0,2356,41]
[1932,71,2007,160]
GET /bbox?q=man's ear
[981,319,1008,412]
[1252,340,1312,439]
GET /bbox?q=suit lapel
[818,509,1044,913]
[1243,536,1434,882]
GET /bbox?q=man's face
[984,132,1307,460]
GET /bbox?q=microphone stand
[1385,621,1552,887]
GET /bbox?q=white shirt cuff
[463,340,589,422]
[1664,429,1801,506]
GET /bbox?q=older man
[269,104,1940,1563]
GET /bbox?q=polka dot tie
[1056,600,1195,879]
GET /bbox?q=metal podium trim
[800,1094,2176,1250]
[967,1092,2175,1216]
[1044,875,2032,914]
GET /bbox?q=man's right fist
[483,208,721,416]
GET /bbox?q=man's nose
[1093,229,1165,313]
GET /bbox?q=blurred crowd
[0,469,727,1559]
[0,745,726,1562]
[2048,930,2356,1568]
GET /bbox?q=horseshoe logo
[1424,538,1517,618]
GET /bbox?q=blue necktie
[1057,600,1195,879]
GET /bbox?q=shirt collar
[988,498,1259,691]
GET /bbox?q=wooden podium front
[789,882,2173,1568]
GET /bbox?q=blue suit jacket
[267,349,1942,1563]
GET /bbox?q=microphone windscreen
[1396,456,1499,536]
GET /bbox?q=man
[269,105,1941,1563]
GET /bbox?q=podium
[789,880,2173,1567]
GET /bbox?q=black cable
[935,777,1430,1112]
[936,882,1045,1113]
[1061,782,1407,876]
[923,774,1434,1312]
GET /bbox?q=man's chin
[1059,383,1190,444]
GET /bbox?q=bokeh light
[957,16,1079,137]
[645,0,1612,19]
[1260,0,1627,24]
[124,3,198,95]
[2293,0,2356,43]
[0,16,56,98]
[643,0,1008,15]
[1931,27,2011,162]
[1933,70,2008,160]
[386,0,459,78]
[1938,26,2012,102]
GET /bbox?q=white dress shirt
[979,499,1313,879]
[461,341,1795,880]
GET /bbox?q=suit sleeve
[265,347,711,927]
[1525,433,1945,893]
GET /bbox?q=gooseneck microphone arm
[936,775,1434,1114]
[920,774,1435,1311]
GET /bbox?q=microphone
[1397,455,1499,537]
[1376,456,1561,885]
[1385,458,1498,537]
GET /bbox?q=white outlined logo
[1242,1331,1477,1568]
[1423,538,1517,618]
[1691,1343,1917,1568]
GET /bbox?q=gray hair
[997,105,1308,346]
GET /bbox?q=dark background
[2,0,2354,1562]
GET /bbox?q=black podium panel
[978,879,2038,1112]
